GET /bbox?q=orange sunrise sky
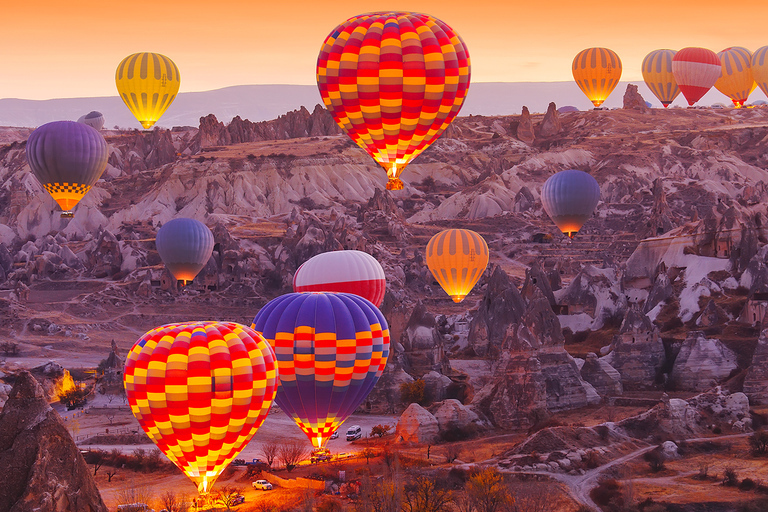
[2,0,767,100]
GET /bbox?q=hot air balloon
[642,49,681,108]
[116,52,180,129]
[77,111,105,130]
[425,229,489,303]
[155,218,214,285]
[293,250,386,306]
[541,169,600,238]
[572,48,622,108]
[751,46,768,98]
[251,292,389,449]
[317,12,470,191]
[672,47,721,106]
[715,47,756,108]
[124,321,278,494]
[26,121,108,215]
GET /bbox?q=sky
[2,0,768,100]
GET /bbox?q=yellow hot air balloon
[572,48,622,108]
[642,49,681,107]
[753,46,768,98]
[116,52,180,129]
[426,229,489,303]
[715,47,756,108]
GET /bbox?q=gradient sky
[2,0,768,100]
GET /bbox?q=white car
[346,425,362,441]
[252,480,273,491]
[330,430,339,440]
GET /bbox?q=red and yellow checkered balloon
[317,12,471,191]
[124,322,277,494]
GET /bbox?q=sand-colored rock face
[670,331,738,391]
[0,372,107,512]
[432,399,479,432]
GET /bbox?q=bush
[591,478,623,508]
[400,380,426,405]
[740,478,757,491]
[644,448,666,472]
[723,466,739,487]
[749,431,768,455]
[370,424,392,438]
[713,426,723,434]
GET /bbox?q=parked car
[252,480,273,491]
[330,430,339,439]
[231,493,245,505]
[346,425,362,441]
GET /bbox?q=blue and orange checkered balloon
[251,292,390,449]
[317,12,470,191]
[124,322,277,494]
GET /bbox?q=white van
[346,425,362,441]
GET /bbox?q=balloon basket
[60,211,74,218]
[385,178,404,191]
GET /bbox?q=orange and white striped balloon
[715,47,756,107]
[572,48,622,108]
[426,229,489,303]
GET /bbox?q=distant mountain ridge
[1,82,765,129]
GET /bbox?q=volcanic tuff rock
[603,305,665,389]
[432,399,480,432]
[580,352,623,397]
[400,302,449,377]
[396,403,439,444]
[743,328,768,404]
[669,331,738,391]
[467,265,526,357]
[516,106,535,145]
[557,264,627,330]
[622,84,649,113]
[0,372,107,512]
[694,298,730,327]
[646,178,678,238]
[538,102,563,138]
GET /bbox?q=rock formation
[396,403,439,444]
[432,399,480,433]
[557,265,627,330]
[538,102,563,137]
[516,107,535,145]
[744,328,768,404]
[399,302,449,377]
[622,84,649,112]
[467,265,526,356]
[0,372,107,512]
[669,331,738,391]
[579,352,623,397]
[603,305,665,389]
[694,299,730,328]
[646,178,677,238]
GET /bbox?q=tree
[402,477,452,512]
[105,468,118,482]
[261,439,281,467]
[507,482,556,512]
[0,341,19,356]
[215,485,244,511]
[749,430,768,455]
[464,468,510,512]
[278,439,309,471]
[361,447,377,464]
[58,387,88,408]
[400,380,426,405]
[643,448,666,472]
[443,444,462,463]
[371,424,392,438]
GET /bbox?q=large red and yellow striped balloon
[426,229,489,303]
[317,12,471,191]
[715,47,756,108]
[124,322,278,494]
[572,48,622,108]
[642,49,681,107]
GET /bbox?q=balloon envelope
[715,47,755,107]
[293,250,386,306]
[426,229,489,303]
[751,46,768,99]
[572,48,622,108]
[124,321,278,494]
[77,111,105,130]
[642,49,681,107]
[26,121,108,212]
[116,52,180,129]
[155,218,214,284]
[317,12,470,190]
[672,47,721,106]
[541,169,600,238]
[251,292,390,449]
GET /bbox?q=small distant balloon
[26,121,108,214]
[541,169,600,238]
[715,47,756,108]
[558,105,579,113]
[672,47,721,106]
[116,52,180,129]
[77,111,105,130]
[642,50,681,108]
[155,218,214,284]
[751,46,768,99]
[572,48,622,108]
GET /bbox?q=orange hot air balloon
[426,229,489,303]
[753,46,768,98]
[715,47,756,108]
[124,322,278,494]
[642,50,681,108]
[572,48,622,108]
[317,12,471,191]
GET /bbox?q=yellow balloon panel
[116,52,181,129]
[426,229,489,303]
[642,49,680,107]
[572,48,622,108]
[715,47,754,107]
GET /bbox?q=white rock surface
[396,403,439,444]
[432,399,479,433]
[670,332,738,391]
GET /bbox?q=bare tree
[278,439,309,471]
[0,341,19,356]
[215,485,244,511]
[260,439,281,468]
[402,477,452,512]
[507,482,556,512]
[443,444,462,463]
[105,469,118,482]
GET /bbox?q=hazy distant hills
[1,82,766,129]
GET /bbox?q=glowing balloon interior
[317,12,470,190]
[251,292,390,449]
[124,322,278,494]
[426,229,489,303]
[116,52,180,129]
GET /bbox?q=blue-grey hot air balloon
[155,218,214,284]
[26,121,108,216]
[77,111,105,130]
[541,169,600,238]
